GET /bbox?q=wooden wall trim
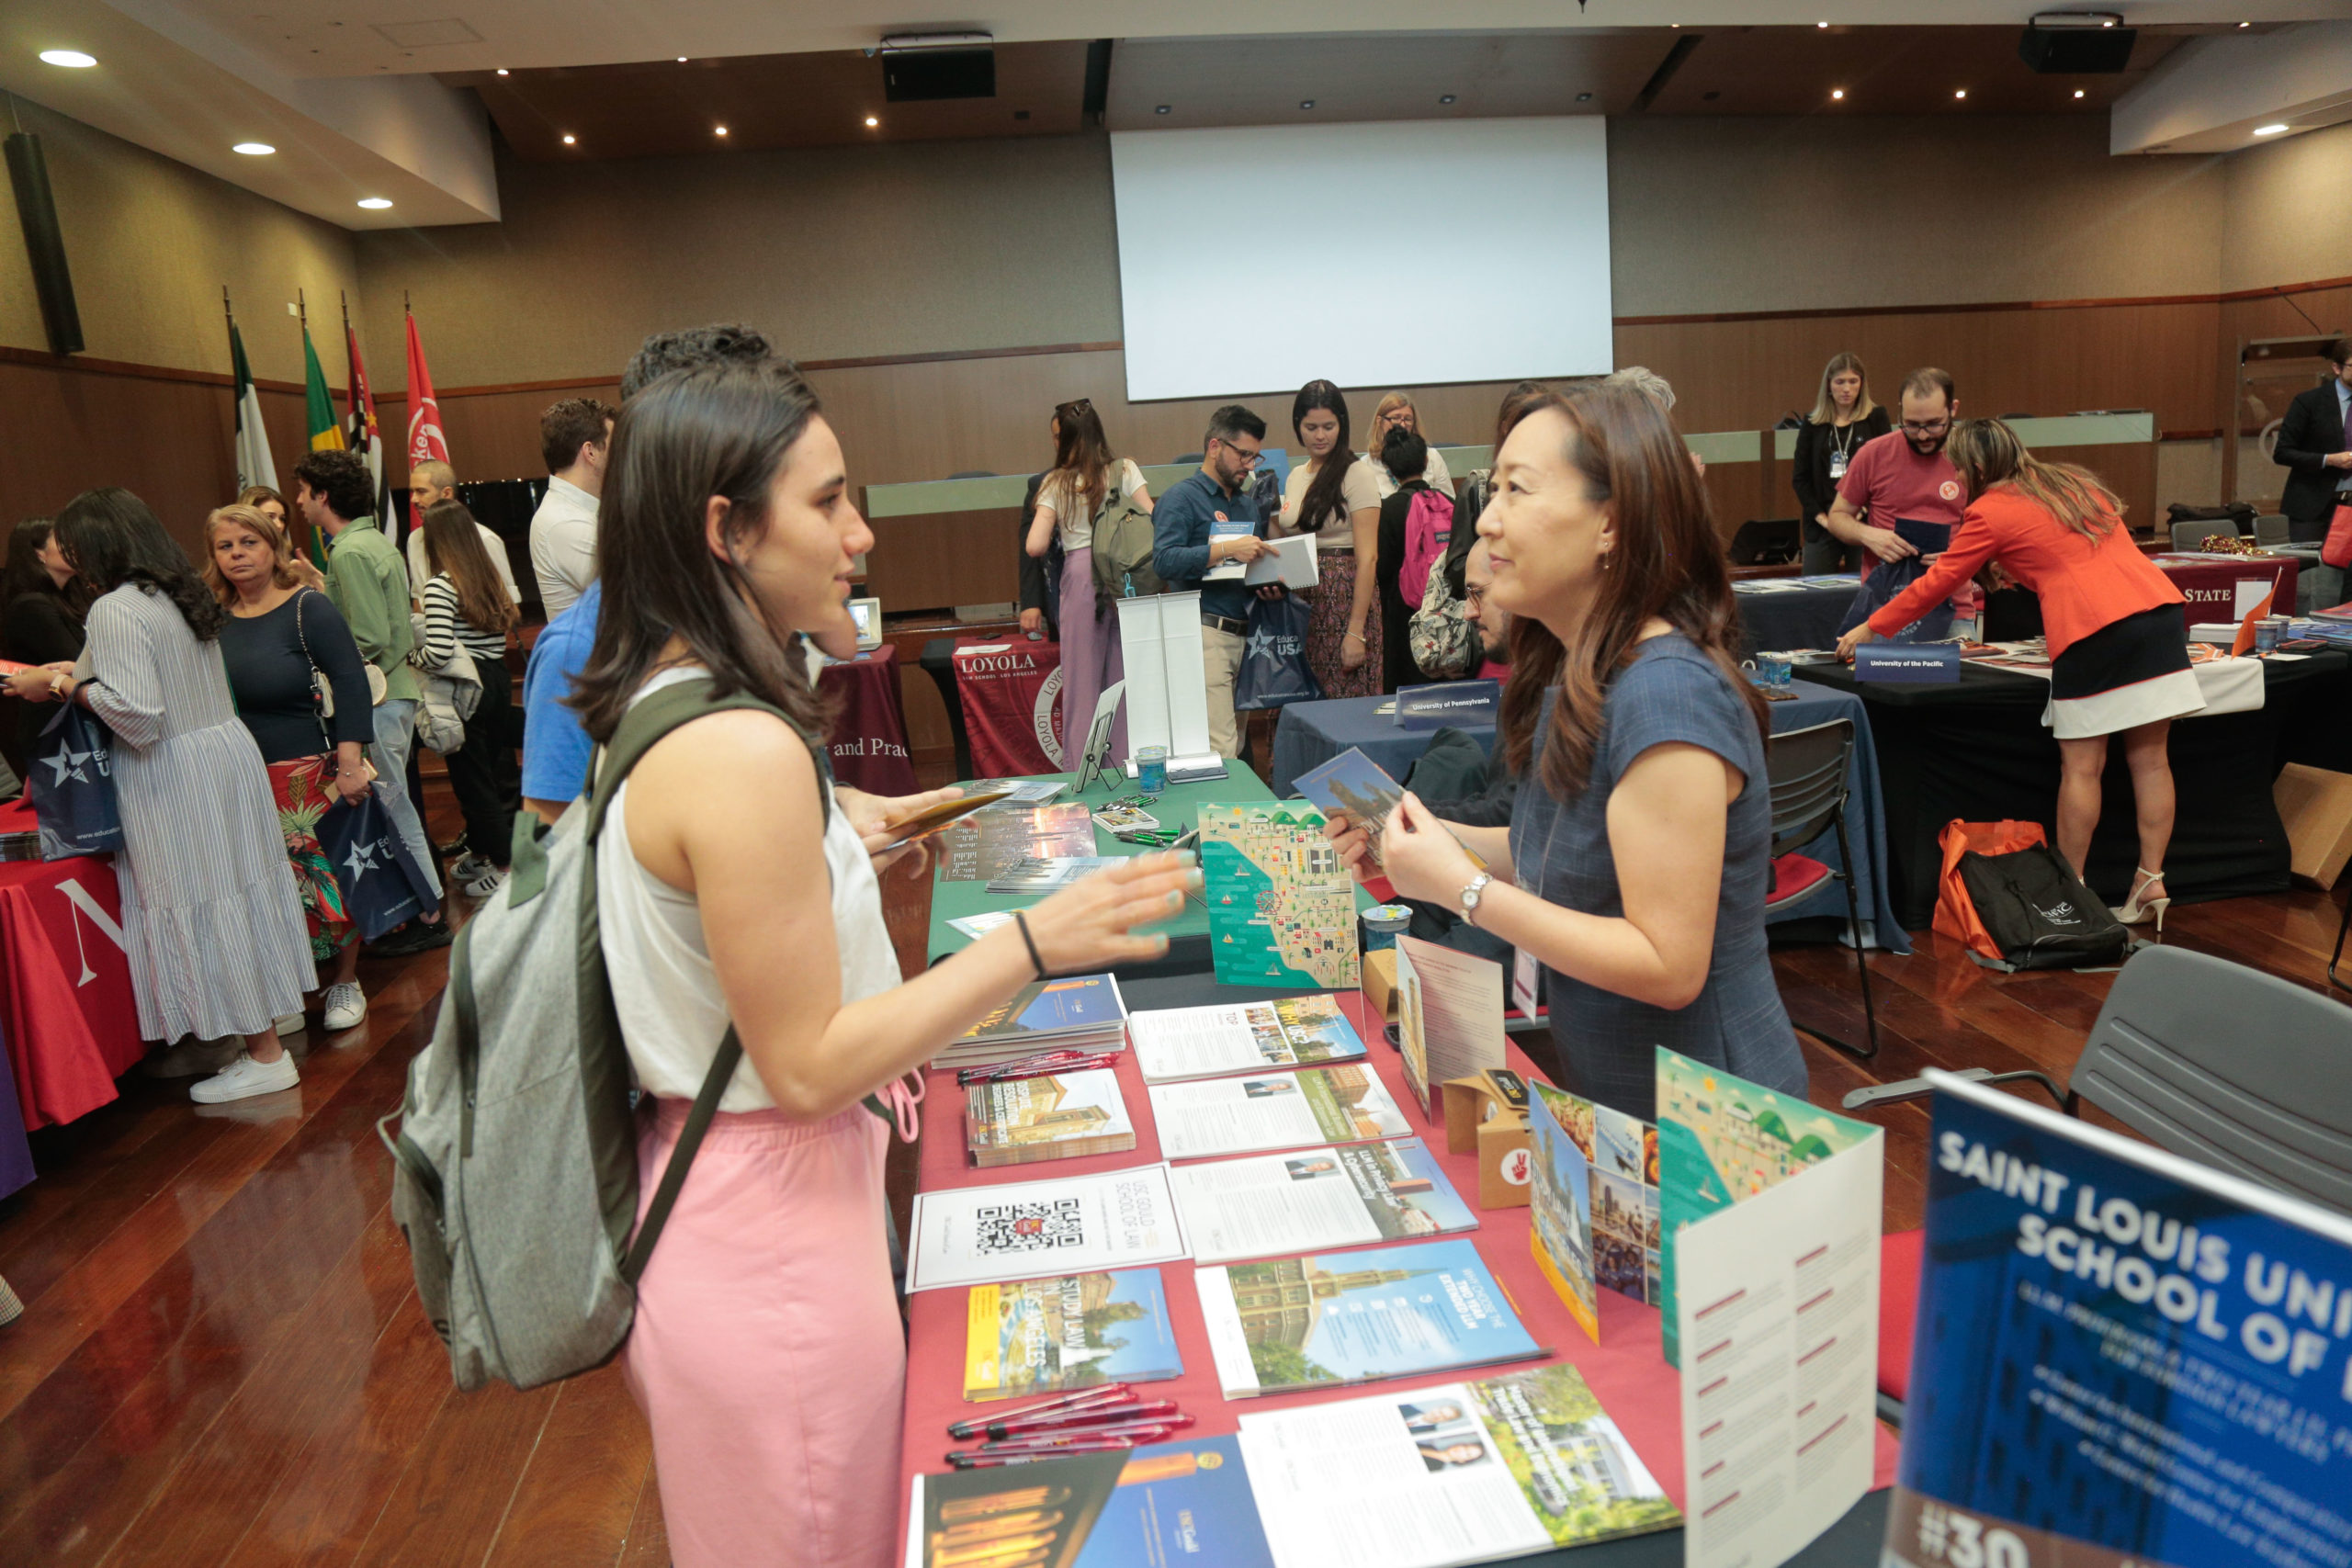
[0,343,306,396]
[1619,272,2352,328]
[797,341,1124,372]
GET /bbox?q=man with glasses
[1823,367,1966,570]
[1153,404,1274,759]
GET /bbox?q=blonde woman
[1791,354,1891,574]
[1363,392,1454,502]
[236,485,327,592]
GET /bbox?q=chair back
[1765,718,1854,861]
[2073,945,2352,1216]
[2170,519,2222,552]
[947,469,998,480]
[2254,513,2290,547]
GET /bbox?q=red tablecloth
[819,643,920,795]
[2156,556,2299,627]
[895,992,1897,1555]
[0,797,143,1129]
[950,637,1064,776]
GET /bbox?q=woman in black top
[1374,424,1447,692]
[205,502,377,1034]
[0,518,85,781]
[1790,352,1891,575]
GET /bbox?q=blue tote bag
[1234,592,1323,711]
[1835,517,1959,642]
[317,784,438,941]
[30,703,124,860]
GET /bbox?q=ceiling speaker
[883,48,995,102]
[2018,25,2138,73]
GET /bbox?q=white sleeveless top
[599,668,904,1112]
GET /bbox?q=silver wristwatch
[1458,873,1492,927]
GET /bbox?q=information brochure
[1198,803,1361,990]
[1884,1070,2352,1568]
[1393,938,1507,1118]
[966,1068,1137,1168]
[1132,993,1369,1083]
[1073,1436,1276,1568]
[961,1267,1182,1402]
[1169,1139,1480,1263]
[1656,1047,1878,1368]
[1291,747,1486,871]
[987,855,1122,896]
[938,800,1095,882]
[1149,1066,1410,1160]
[938,973,1128,1071]
[1526,1081,1600,1343]
[1525,1080,1663,1346]
[910,1447,1125,1568]
[905,1163,1188,1292]
[1234,1363,1680,1568]
[1674,1100,1881,1568]
[1196,1237,1544,1397]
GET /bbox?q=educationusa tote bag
[30,704,124,860]
[317,784,438,941]
[1234,593,1323,711]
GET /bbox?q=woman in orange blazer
[1836,419,2202,931]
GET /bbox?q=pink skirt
[622,1098,906,1568]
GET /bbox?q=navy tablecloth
[1268,685,1910,953]
[1733,576,1861,660]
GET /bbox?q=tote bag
[1234,592,1322,711]
[317,784,438,941]
[1835,518,1958,641]
[30,704,124,860]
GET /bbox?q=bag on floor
[1956,841,2129,972]
[1234,592,1321,711]
[1932,818,2044,962]
[378,678,853,1392]
[317,784,438,942]
[30,703,123,860]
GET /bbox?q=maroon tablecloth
[950,636,1065,776]
[0,796,143,1131]
[819,643,920,795]
[2155,556,2299,627]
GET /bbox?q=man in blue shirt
[1152,404,1275,759]
[519,576,602,820]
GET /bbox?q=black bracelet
[1011,909,1049,981]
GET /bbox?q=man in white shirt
[404,458,521,608]
[528,397,614,617]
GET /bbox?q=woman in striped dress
[29,490,313,1105]
[414,501,518,901]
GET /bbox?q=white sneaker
[461,863,507,901]
[452,852,493,883]
[274,1013,306,1037]
[189,1051,300,1104]
[322,982,367,1032]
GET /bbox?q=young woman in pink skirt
[1024,398,1150,763]
[571,357,1196,1568]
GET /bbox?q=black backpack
[1955,844,2129,971]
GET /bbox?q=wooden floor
[0,775,2344,1566]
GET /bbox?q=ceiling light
[232,141,276,156]
[1954,88,1968,99]
[676,56,687,63]
[2238,20,2251,26]
[357,197,393,209]
[2074,88,2086,98]
[864,115,878,128]
[494,67,508,75]
[714,125,728,136]
[1831,88,1845,100]
[1439,94,1456,105]
[1577,92,1593,102]
[2254,122,2289,135]
[39,50,96,68]
[1817,20,1829,28]
[1299,99,1315,110]
[561,133,576,144]
[1154,105,1170,115]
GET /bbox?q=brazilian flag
[300,325,345,567]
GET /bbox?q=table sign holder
[1114,591,1222,778]
[1072,681,1125,795]
[1393,678,1501,729]
[1853,643,1961,683]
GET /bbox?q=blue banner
[1855,643,1960,683]
[1394,679,1501,729]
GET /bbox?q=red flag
[345,319,389,523]
[404,310,449,539]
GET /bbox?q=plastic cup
[1136,745,1168,794]
[2255,616,2285,654]
[1361,904,1412,952]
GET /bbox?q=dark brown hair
[569,359,833,746]
[54,488,226,641]
[293,447,373,523]
[422,501,520,636]
[1291,380,1354,535]
[1898,367,1955,406]
[540,396,616,474]
[1049,399,1118,524]
[4,517,77,619]
[1498,385,1765,797]
[1945,419,2125,540]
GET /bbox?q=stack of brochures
[986,855,1121,895]
[938,973,1132,1071]
[965,778,1068,806]
[1130,994,1369,1083]
[966,1067,1137,1168]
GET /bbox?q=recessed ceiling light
[2238,19,2251,26]
[1576,91,1593,102]
[676,56,687,63]
[39,50,96,68]
[2254,122,2290,135]
[1439,94,1455,105]
[864,115,878,128]
[1817,20,1828,28]
[561,133,576,144]
[2074,88,2086,98]
[714,125,727,136]
[1299,99,1315,110]
[1954,88,1968,99]
[1830,88,1845,100]
[233,141,276,155]
[357,197,393,209]
[1154,104,1170,115]
[494,67,508,75]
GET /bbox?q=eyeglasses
[1900,419,1951,435]
[1464,586,1489,607]
[1213,441,1263,468]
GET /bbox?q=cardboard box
[2276,763,2352,890]
[1441,1069,1532,1209]
[1361,947,1399,1025]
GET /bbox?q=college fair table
[816,642,920,795]
[0,796,142,1135]
[1731,576,1864,660]
[893,984,1900,1568]
[1268,688,1911,953]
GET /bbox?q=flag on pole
[300,323,345,568]
[404,310,449,541]
[345,314,390,526]
[229,317,278,495]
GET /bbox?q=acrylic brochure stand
[1115,591,1219,774]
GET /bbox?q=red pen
[977,1420,1184,1452]
[958,1050,1123,1086]
[985,1400,1180,1439]
[948,1384,1134,1438]
[946,1438,1137,1468]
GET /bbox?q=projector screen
[1110,117,1612,403]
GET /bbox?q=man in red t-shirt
[1825,367,1980,622]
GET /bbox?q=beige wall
[0,100,360,386]
[2218,119,2352,298]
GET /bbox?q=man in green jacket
[294,449,448,953]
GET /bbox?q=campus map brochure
[1195,1237,1545,1398]
[1885,1070,2352,1568]
[1130,993,1369,1083]
[938,799,1095,882]
[1674,1105,1881,1568]
[1169,1139,1480,1264]
[1072,1435,1275,1568]
[1525,1081,1664,1346]
[1655,1047,1877,1368]
[910,1447,1125,1568]
[965,1068,1137,1168]
[1197,803,1361,990]
[1148,1065,1410,1161]
[1392,937,1507,1118]
[905,1164,1188,1292]
[1233,1363,1680,1568]
[961,1268,1182,1402]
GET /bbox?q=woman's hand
[1019,608,1045,637]
[6,668,58,703]
[291,558,327,593]
[1377,792,1477,905]
[1835,623,1882,662]
[332,765,374,806]
[1320,808,1378,883]
[1341,630,1369,671]
[1023,852,1200,971]
[841,784,963,874]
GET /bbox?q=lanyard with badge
[1826,422,1861,482]
[1507,781,1567,1021]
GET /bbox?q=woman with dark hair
[1791,353,1889,575]
[1023,398,1149,761]
[1324,386,1805,1121]
[568,358,1194,1568]
[1278,380,1384,698]
[2,518,85,780]
[1838,419,2196,930]
[416,499,522,901]
[209,502,376,1035]
[19,489,313,1101]
[1375,423,1441,692]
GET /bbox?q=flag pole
[297,288,306,331]
[222,284,233,333]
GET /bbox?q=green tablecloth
[924,765,1373,974]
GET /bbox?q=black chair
[1763,718,1877,1060]
[947,469,998,480]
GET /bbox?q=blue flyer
[1887,1072,2352,1568]
[1073,1435,1274,1568]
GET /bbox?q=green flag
[300,324,345,569]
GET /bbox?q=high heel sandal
[2115,867,2169,934]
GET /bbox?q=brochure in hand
[1235,1363,1679,1568]
[1290,747,1486,871]
[939,973,1129,1070]
[966,1068,1137,1168]
[1130,993,1368,1083]
[1148,1064,1410,1160]
[987,856,1122,896]
[1198,803,1361,990]
[1195,1237,1544,1398]
[1170,1138,1480,1264]
[961,1268,1182,1402]
[940,800,1096,883]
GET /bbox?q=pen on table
[984,1400,1180,1439]
[978,1418,1187,1450]
[946,1438,1142,1468]
[957,1051,1124,1086]
[946,1383,1135,1438]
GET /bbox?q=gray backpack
[379,677,819,1391]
